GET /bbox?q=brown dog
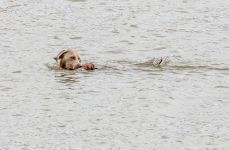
[54,48,81,70]
[54,49,95,70]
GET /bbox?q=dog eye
[70,56,76,60]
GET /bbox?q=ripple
[111,29,119,34]
[53,36,59,39]
[12,70,22,74]
[41,108,51,112]
[169,65,229,71]
[154,47,167,50]
[1,87,12,91]
[69,36,82,40]
[215,85,229,89]
[1,0,229,149]
[55,73,80,84]
[12,114,23,117]
[1,4,22,10]
[130,24,138,28]
[67,0,87,2]
[105,50,124,54]
[119,40,134,45]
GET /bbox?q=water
[0,0,229,149]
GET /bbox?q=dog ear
[54,50,68,62]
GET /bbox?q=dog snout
[73,63,81,70]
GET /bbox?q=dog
[54,48,95,70]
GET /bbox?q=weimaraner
[54,48,95,70]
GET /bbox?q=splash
[136,57,170,68]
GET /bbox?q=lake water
[0,0,229,149]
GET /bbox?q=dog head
[54,49,81,70]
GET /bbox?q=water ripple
[1,0,229,149]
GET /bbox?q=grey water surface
[0,0,229,149]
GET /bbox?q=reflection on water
[47,63,89,84]
[55,72,80,84]
[0,0,229,149]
